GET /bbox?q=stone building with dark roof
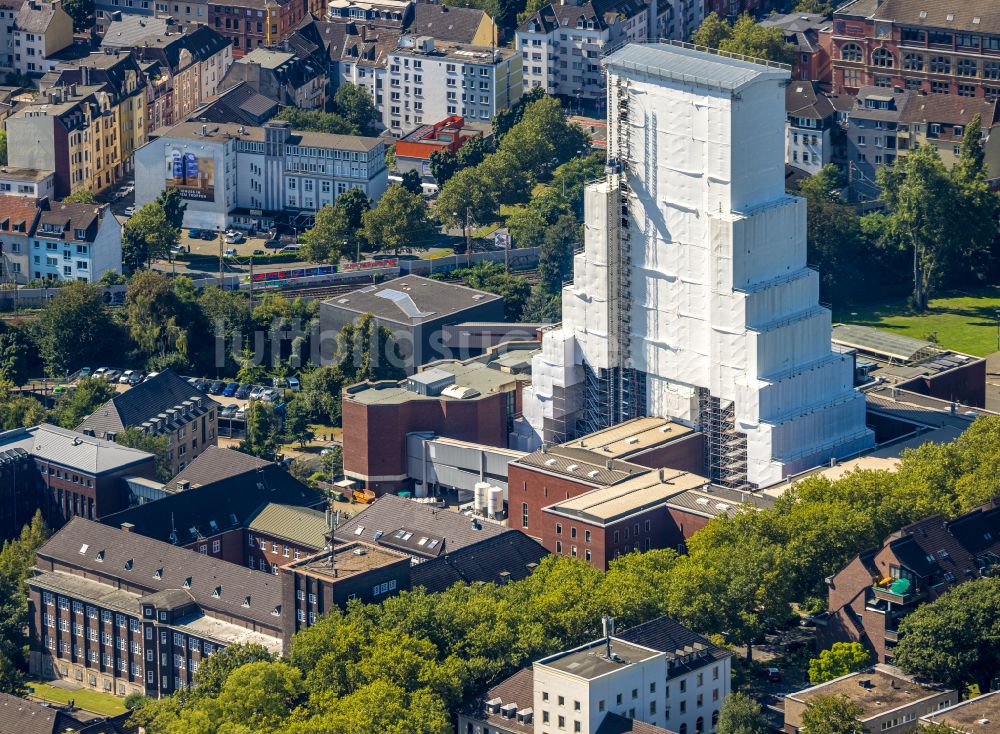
[28,517,286,696]
[76,370,218,477]
[0,693,132,734]
[219,46,327,110]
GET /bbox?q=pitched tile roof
[188,81,278,126]
[0,693,65,734]
[75,369,209,439]
[0,424,154,475]
[786,80,836,120]
[15,0,60,35]
[166,445,270,491]
[408,4,490,44]
[36,517,285,628]
[471,667,535,734]
[101,462,324,544]
[869,0,1000,33]
[248,503,328,550]
[37,202,105,243]
[0,194,41,234]
[409,530,547,593]
[900,94,999,128]
[616,615,732,677]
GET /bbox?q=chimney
[120,522,135,532]
[602,615,615,657]
[202,124,208,136]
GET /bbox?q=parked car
[234,407,246,421]
[222,382,239,397]
[92,367,108,379]
[209,380,226,394]
[118,370,135,384]
[262,388,280,402]
[123,206,135,217]
[195,380,211,392]
[248,385,265,400]
[77,367,92,378]
[187,228,204,239]
[287,377,301,392]
[235,383,252,399]
[320,443,338,456]
[145,372,159,381]
[253,249,265,256]
[225,230,245,244]
[104,369,121,382]
[220,404,238,418]
[263,238,283,249]
[128,372,144,385]
[224,247,238,257]
[199,230,217,240]
[278,244,302,254]
[767,668,782,683]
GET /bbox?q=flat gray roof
[538,639,660,680]
[604,41,789,92]
[323,274,501,325]
[831,323,942,363]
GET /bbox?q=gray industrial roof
[248,503,328,550]
[323,274,501,325]
[831,323,941,363]
[604,41,789,92]
[0,424,154,475]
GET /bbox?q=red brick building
[507,417,772,569]
[826,0,1000,100]
[822,499,1000,664]
[208,0,307,56]
[341,343,537,495]
[0,424,157,534]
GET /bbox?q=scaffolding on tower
[698,388,754,491]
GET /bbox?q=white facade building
[785,81,836,176]
[27,203,122,283]
[135,120,388,231]
[516,43,873,490]
[383,35,521,135]
[516,0,648,108]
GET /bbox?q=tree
[0,512,49,694]
[61,0,93,30]
[156,188,187,230]
[538,214,579,293]
[361,184,436,255]
[429,148,460,187]
[301,205,351,263]
[62,189,98,204]
[125,270,193,361]
[716,692,768,734]
[333,82,379,136]
[436,167,500,229]
[894,577,1000,694]
[400,169,423,196]
[865,145,957,310]
[506,206,547,249]
[799,695,864,734]
[115,427,172,482]
[194,643,276,697]
[693,11,732,49]
[548,152,605,219]
[0,326,31,385]
[794,0,833,15]
[240,401,281,459]
[275,107,358,135]
[33,282,119,375]
[521,285,561,322]
[721,14,796,64]
[808,642,871,684]
[283,398,314,447]
[49,376,115,428]
[122,203,179,271]
[336,188,371,230]
[217,662,305,731]
[298,366,345,425]
[480,150,533,207]
[0,130,7,167]
[124,693,149,711]
[493,86,544,141]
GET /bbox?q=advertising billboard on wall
[165,149,215,202]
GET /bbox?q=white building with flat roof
[135,119,388,231]
[516,42,873,489]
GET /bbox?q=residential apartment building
[785,80,837,175]
[407,3,496,47]
[899,93,1000,181]
[103,23,233,131]
[327,0,412,28]
[822,499,1000,665]
[219,46,326,110]
[28,518,286,697]
[842,86,908,201]
[28,201,122,282]
[0,0,23,73]
[0,196,121,283]
[0,167,56,199]
[0,425,156,535]
[828,0,1000,100]
[322,20,399,119]
[461,616,732,734]
[207,0,307,56]
[134,119,388,231]
[153,0,208,26]
[12,0,73,76]
[784,665,955,734]
[383,35,521,135]
[516,0,648,109]
[759,12,831,82]
[76,370,218,477]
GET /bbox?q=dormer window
[183,577,192,588]
[124,559,133,571]
[154,568,163,579]
[243,596,251,607]
[212,585,221,598]
[74,228,86,240]
[271,605,282,616]
[96,550,105,562]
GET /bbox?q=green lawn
[834,286,1000,357]
[27,680,127,717]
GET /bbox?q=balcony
[884,628,899,643]
[871,580,924,606]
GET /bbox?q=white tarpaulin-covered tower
[515,42,874,489]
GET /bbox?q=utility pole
[249,255,254,308]
[465,206,472,266]
[217,228,224,289]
